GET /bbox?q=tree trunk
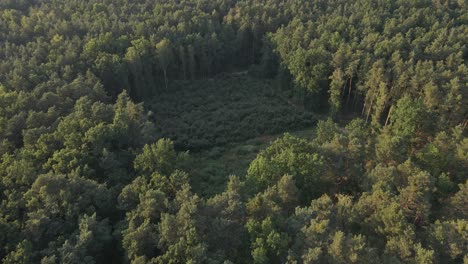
[251,32,256,65]
[352,89,359,111]
[384,105,393,127]
[346,76,353,107]
[365,91,376,123]
[163,69,168,91]
[462,113,468,130]
[362,89,371,116]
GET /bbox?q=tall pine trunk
[346,76,353,108]
[384,105,393,127]
[365,90,376,123]
[163,69,168,91]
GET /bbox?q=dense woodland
[0,0,467,263]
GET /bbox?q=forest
[0,0,467,263]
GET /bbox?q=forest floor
[189,127,316,197]
[146,75,318,196]
[146,75,315,151]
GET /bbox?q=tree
[327,231,368,264]
[187,44,196,80]
[429,220,468,262]
[313,119,340,145]
[247,134,326,202]
[55,213,113,263]
[119,169,191,262]
[246,217,289,264]
[354,188,417,261]
[288,194,377,264]
[448,181,468,219]
[178,46,187,80]
[134,139,186,176]
[205,176,248,263]
[156,39,174,91]
[245,175,299,264]
[2,240,33,264]
[155,185,208,263]
[329,68,345,116]
[22,173,111,262]
[398,168,434,226]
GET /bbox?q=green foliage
[134,139,187,176]
[247,134,326,201]
[155,185,207,264]
[148,76,315,150]
[430,220,468,261]
[246,217,289,264]
[0,0,466,263]
[204,176,248,263]
[388,96,432,142]
[156,38,174,91]
[2,240,32,264]
[447,181,468,219]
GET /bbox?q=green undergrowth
[146,75,316,151]
[189,128,316,197]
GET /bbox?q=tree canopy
[0,0,466,263]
